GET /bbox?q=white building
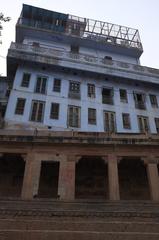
[5,4,159,135]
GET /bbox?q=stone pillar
[58,155,76,200]
[107,154,120,200]
[21,153,41,200]
[146,161,159,201]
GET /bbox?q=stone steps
[0,199,159,239]
[0,219,159,233]
[0,230,159,240]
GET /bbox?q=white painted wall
[5,65,159,133]
[23,37,139,65]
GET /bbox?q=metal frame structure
[68,14,142,50]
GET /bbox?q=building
[0,76,8,127]
[0,4,159,239]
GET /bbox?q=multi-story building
[0,76,8,127]
[0,4,159,239]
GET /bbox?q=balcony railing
[8,42,159,83]
[135,101,146,110]
[102,96,114,105]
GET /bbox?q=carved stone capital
[141,156,159,165]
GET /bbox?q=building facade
[0,4,159,203]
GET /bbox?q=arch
[75,156,108,199]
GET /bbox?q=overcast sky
[0,0,159,76]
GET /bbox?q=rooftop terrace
[17,4,142,52]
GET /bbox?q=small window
[53,78,61,92]
[50,103,59,120]
[15,98,26,115]
[122,113,131,129]
[104,56,112,61]
[102,88,114,105]
[68,81,80,99]
[32,42,40,47]
[21,73,31,87]
[120,89,128,103]
[88,108,96,125]
[155,118,159,133]
[150,94,158,108]
[30,100,45,122]
[88,84,95,98]
[68,105,80,128]
[134,92,146,110]
[70,45,79,54]
[35,76,47,94]
[138,115,149,133]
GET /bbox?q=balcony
[102,96,114,105]
[7,42,159,85]
[135,101,146,110]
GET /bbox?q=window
[68,81,80,99]
[68,106,80,128]
[122,113,131,129]
[104,111,116,133]
[150,94,158,108]
[21,73,31,87]
[35,76,47,94]
[138,115,149,133]
[32,42,40,47]
[88,84,95,98]
[104,56,112,61]
[70,45,79,53]
[155,118,159,133]
[102,88,113,104]
[30,100,45,122]
[88,108,96,125]
[50,103,59,120]
[133,92,146,110]
[15,98,26,115]
[53,78,61,92]
[120,89,128,103]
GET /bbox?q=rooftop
[17,4,143,52]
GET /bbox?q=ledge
[7,42,159,85]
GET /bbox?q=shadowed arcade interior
[75,157,108,199]
[38,161,59,198]
[119,158,150,200]
[0,154,25,197]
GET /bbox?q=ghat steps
[0,199,159,239]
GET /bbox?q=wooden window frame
[150,94,158,108]
[122,113,131,129]
[88,108,96,125]
[120,89,128,103]
[137,115,149,133]
[68,105,80,128]
[35,76,47,94]
[15,98,26,115]
[50,103,59,120]
[88,84,95,98]
[21,73,31,88]
[30,100,45,122]
[53,78,61,92]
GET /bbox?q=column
[107,154,120,200]
[146,161,159,201]
[21,153,41,200]
[58,155,76,200]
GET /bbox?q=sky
[0,0,159,76]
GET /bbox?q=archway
[38,161,59,198]
[0,153,25,197]
[119,158,150,200]
[75,157,108,199]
